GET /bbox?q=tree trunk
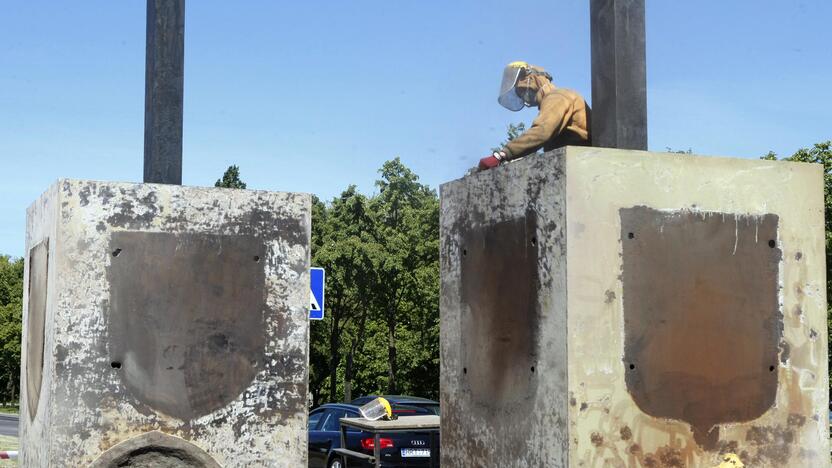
[328,318,341,403]
[387,306,397,394]
[343,353,353,403]
[344,309,369,402]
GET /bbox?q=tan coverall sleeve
[503,94,571,160]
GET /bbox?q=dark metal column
[590,0,647,150]
[144,0,185,184]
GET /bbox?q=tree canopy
[309,158,439,405]
[0,255,23,406]
[215,165,247,189]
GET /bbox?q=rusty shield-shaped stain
[460,213,540,409]
[620,207,782,449]
[90,431,221,468]
[26,239,48,420]
[107,231,267,420]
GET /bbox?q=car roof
[312,403,361,412]
[351,395,439,405]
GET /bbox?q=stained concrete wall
[440,154,569,467]
[20,179,310,467]
[439,147,828,468]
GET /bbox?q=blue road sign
[310,267,325,320]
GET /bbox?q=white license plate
[401,448,430,458]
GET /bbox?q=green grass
[0,406,18,415]
[0,435,18,466]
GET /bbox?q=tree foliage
[309,158,439,406]
[215,165,247,189]
[0,256,23,406]
[492,122,526,152]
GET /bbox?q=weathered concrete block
[20,180,310,467]
[440,147,828,467]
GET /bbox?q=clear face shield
[498,65,526,111]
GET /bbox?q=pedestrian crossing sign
[310,267,325,320]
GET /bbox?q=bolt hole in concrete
[112,248,122,257]
[463,367,467,374]
[768,239,776,248]
[253,255,260,262]
[531,237,537,246]
[462,248,467,256]
[769,365,775,372]
[530,366,535,373]
[628,232,635,239]
[629,363,635,370]
[111,361,122,369]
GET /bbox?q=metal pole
[590,0,647,150]
[144,0,185,184]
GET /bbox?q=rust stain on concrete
[620,207,782,449]
[442,147,827,467]
[107,231,268,420]
[21,180,311,466]
[460,212,540,409]
[26,239,48,421]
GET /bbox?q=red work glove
[478,151,506,171]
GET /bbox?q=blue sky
[1,1,830,256]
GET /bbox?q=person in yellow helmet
[479,61,591,170]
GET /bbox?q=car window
[421,404,440,415]
[308,410,324,430]
[345,410,361,432]
[321,410,341,431]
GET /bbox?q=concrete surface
[440,147,829,467]
[21,180,311,467]
[440,152,569,467]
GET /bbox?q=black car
[350,395,440,417]
[308,403,438,468]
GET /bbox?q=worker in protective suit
[479,61,591,170]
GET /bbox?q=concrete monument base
[439,147,828,467]
[21,180,310,467]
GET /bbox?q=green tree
[308,158,440,405]
[492,122,526,152]
[0,256,24,407]
[309,187,378,405]
[214,165,247,189]
[368,158,439,395]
